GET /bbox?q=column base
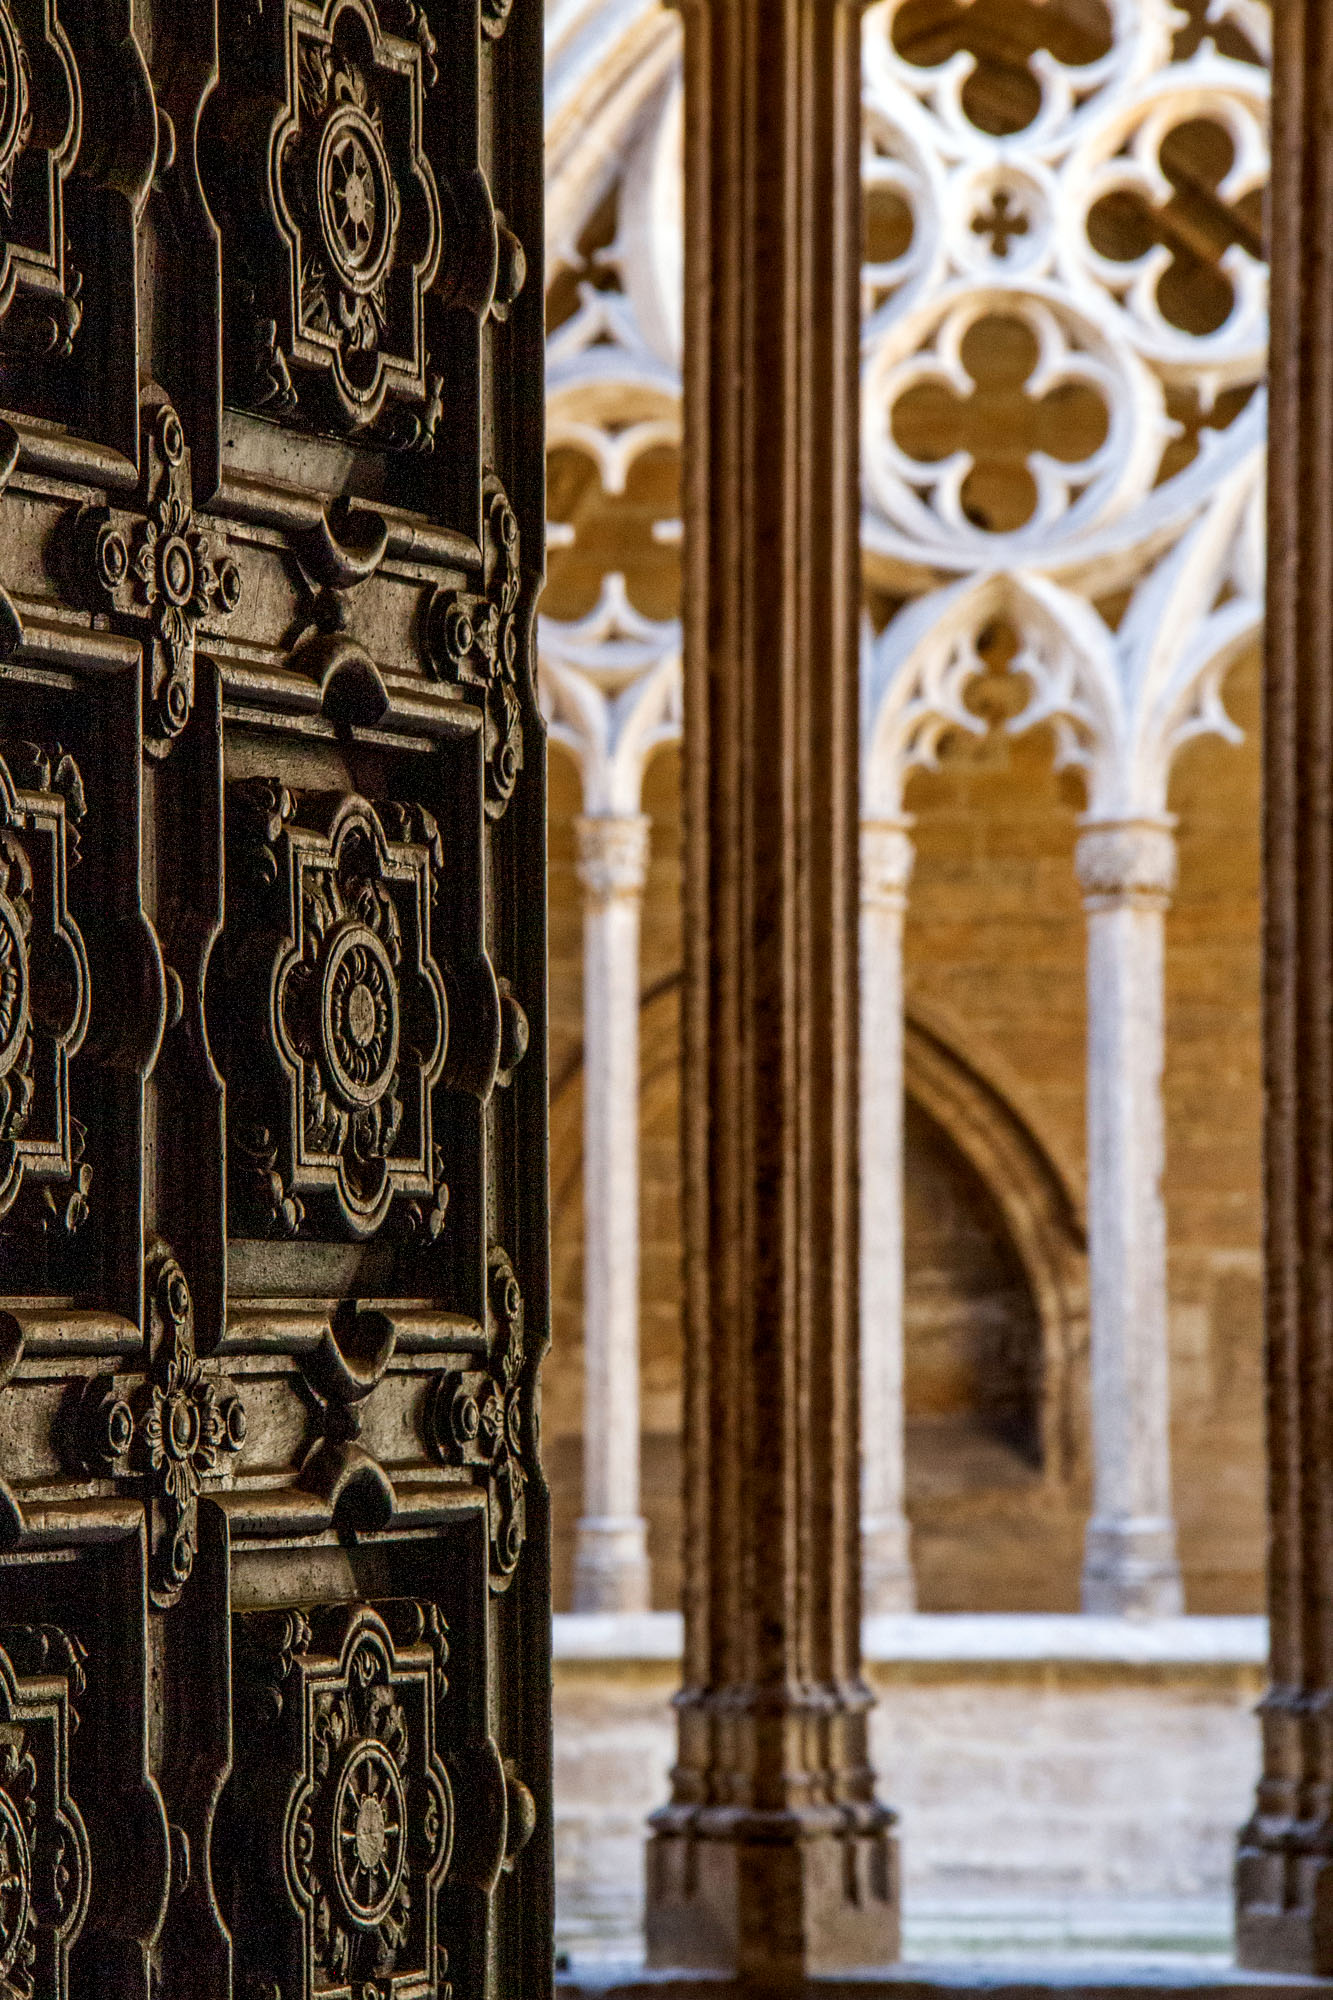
[646,1815,900,1979]
[862,1516,915,1615]
[573,1515,652,1613]
[1081,1516,1183,1616]
[1236,1838,1333,1974]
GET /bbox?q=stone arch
[904,1008,1089,1490]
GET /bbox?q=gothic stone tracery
[541,0,1269,1621]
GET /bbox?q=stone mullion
[572,812,653,1612]
[859,818,915,1615]
[1075,819,1183,1619]
[645,0,896,1973]
[1236,0,1333,1970]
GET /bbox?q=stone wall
[552,1617,1265,1963]
[543,639,1264,1615]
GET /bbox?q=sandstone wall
[543,643,1264,1614]
[551,1622,1264,1961]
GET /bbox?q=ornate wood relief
[0,0,549,1988]
[0,740,89,1225]
[211,0,444,435]
[226,1603,455,1999]
[0,1627,90,2000]
[222,783,450,1238]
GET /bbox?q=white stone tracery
[541,0,1269,1616]
[540,579,682,1610]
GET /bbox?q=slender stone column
[572,812,653,1612]
[644,0,898,1973]
[1075,819,1183,1617]
[860,817,915,1614]
[1237,1,1333,1968]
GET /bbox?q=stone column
[1237,2,1333,1967]
[860,817,915,1614]
[572,812,653,1612]
[643,0,898,1973]
[1075,818,1183,1617]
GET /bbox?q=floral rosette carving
[428,1248,529,1586]
[0,744,90,1232]
[224,784,449,1239]
[0,1628,90,2000]
[225,1603,452,2000]
[91,401,242,752]
[427,477,525,817]
[76,1249,247,1606]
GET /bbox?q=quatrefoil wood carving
[222,784,449,1238]
[209,0,443,436]
[224,1603,454,2000]
[0,744,89,1229]
[0,0,82,361]
[0,1628,90,2000]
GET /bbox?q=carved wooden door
[0,0,550,1992]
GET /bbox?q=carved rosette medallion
[428,476,524,817]
[0,1629,91,2000]
[429,1248,529,1586]
[0,744,90,1230]
[226,1603,452,2000]
[224,784,449,1238]
[91,402,242,751]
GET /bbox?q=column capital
[575,813,651,901]
[1075,818,1177,907]
[861,817,915,909]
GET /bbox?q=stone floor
[556,1896,1236,1982]
[554,1971,1329,2000]
[553,1615,1269,1985]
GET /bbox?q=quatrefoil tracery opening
[1169,0,1269,68]
[889,312,1110,532]
[890,0,1114,135]
[547,185,620,337]
[1087,115,1265,337]
[546,443,681,621]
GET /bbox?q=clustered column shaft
[573,812,653,1613]
[1076,819,1183,1617]
[1236,0,1333,1970]
[643,0,898,1973]
[860,817,916,1615]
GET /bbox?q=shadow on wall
[544,968,1095,1611]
